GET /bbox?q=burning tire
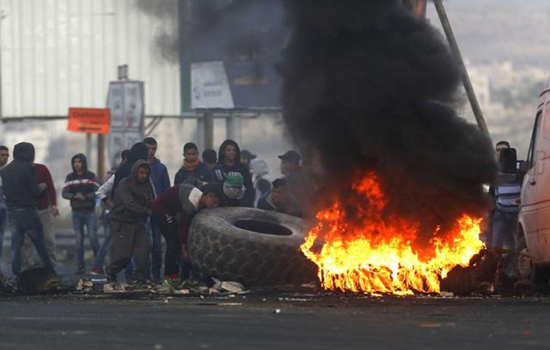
[187,207,318,286]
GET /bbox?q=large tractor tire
[187,207,318,286]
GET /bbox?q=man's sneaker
[90,267,103,276]
[104,282,125,293]
[163,278,183,290]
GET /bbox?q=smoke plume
[280,0,497,232]
[135,0,179,63]
[135,0,279,65]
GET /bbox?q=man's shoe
[106,273,118,284]
[104,282,125,293]
[163,277,183,289]
[90,267,103,276]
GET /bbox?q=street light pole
[433,0,490,137]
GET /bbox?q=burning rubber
[300,172,485,295]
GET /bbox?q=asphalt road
[0,292,549,350]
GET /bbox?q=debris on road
[18,268,62,295]
[212,279,247,294]
[441,249,539,296]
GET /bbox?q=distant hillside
[428,0,550,67]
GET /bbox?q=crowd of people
[0,138,312,289]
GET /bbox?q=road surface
[0,292,548,349]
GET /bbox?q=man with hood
[112,142,149,197]
[213,139,254,207]
[0,142,55,277]
[174,142,214,186]
[105,160,155,286]
[62,153,100,275]
[22,161,59,270]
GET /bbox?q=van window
[527,111,543,168]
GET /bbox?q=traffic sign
[68,108,111,134]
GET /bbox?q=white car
[517,79,550,282]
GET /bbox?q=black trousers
[106,219,149,281]
[154,213,184,277]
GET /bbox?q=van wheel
[517,235,550,284]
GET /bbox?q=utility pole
[86,133,92,168]
[433,0,490,137]
[203,112,214,150]
[97,134,106,182]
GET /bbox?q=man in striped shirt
[492,145,521,277]
[62,154,100,275]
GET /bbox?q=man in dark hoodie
[213,139,254,207]
[174,142,215,186]
[0,142,55,277]
[105,160,155,286]
[62,154,100,275]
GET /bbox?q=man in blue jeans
[143,137,170,282]
[62,154,100,275]
[0,142,55,277]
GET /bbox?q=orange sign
[68,108,111,134]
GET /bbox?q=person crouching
[152,180,221,287]
[105,160,155,286]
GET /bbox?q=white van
[517,79,550,282]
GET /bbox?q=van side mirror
[499,148,517,173]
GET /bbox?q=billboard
[179,0,425,110]
[180,0,287,110]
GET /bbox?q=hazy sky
[427,0,550,67]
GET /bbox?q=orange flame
[300,172,484,295]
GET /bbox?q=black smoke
[135,0,179,63]
[136,0,282,65]
[280,0,497,234]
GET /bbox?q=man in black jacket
[105,160,155,286]
[62,154,100,275]
[0,142,55,277]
